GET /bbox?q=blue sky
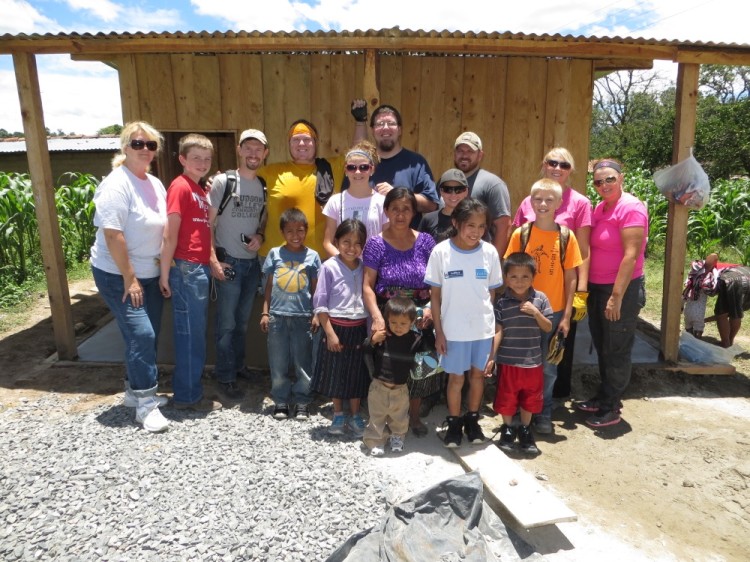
[1,0,748,134]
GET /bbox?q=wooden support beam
[12,52,77,360]
[660,63,698,362]
[363,49,380,111]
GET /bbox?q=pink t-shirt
[167,174,212,265]
[513,187,592,231]
[589,192,648,284]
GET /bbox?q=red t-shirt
[167,174,211,265]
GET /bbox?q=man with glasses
[207,129,270,400]
[453,132,511,259]
[355,104,439,227]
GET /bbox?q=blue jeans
[214,256,260,383]
[267,315,313,405]
[92,266,163,396]
[169,259,210,405]
[588,277,646,411]
[540,310,563,419]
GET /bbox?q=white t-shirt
[424,239,503,341]
[90,165,167,278]
[322,189,388,241]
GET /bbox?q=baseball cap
[239,129,268,146]
[438,168,468,189]
[454,131,482,151]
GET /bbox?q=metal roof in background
[0,137,120,154]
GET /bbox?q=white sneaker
[135,398,170,433]
[389,436,404,452]
[370,446,385,457]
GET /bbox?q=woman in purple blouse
[363,188,442,437]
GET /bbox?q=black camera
[223,266,236,281]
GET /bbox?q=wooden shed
[2,28,750,363]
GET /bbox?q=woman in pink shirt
[513,147,592,432]
[574,159,647,428]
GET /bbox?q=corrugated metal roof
[0,28,746,48]
[0,137,120,154]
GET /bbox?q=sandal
[410,421,428,437]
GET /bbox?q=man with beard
[363,104,439,227]
[453,132,511,258]
[208,129,270,400]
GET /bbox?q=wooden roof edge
[2,29,750,64]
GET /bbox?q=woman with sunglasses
[511,148,592,434]
[418,168,470,243]
[574,159,647,428]
[322,140,387,258]
[90,121,170,433]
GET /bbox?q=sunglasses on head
[440,185,467,194]
[345,163,372,173]
[130,139,158,151]
[546,159,572,170]
[593,176,618,187]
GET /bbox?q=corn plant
[0,173,40,281]
[55,172,98,264]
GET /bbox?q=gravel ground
[0,392,461,562]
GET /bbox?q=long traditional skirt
[310,318,369,400]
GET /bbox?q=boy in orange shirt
[505,178,582,433]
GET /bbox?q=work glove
[572,291,589,322]
[546,331,565,365]
[351,100,368,122]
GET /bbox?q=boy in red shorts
[488,252,552,455]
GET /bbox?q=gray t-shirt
[466,168,511,231]
[208,172,265,259]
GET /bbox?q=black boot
[463,411,486,444]
[442,416,463,448]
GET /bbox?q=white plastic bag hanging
[653,149,710,209]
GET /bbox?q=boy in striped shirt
[488,252,552,455]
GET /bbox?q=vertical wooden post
[660,63,698,361]
[363,49,380,112]
[13,52,77,360]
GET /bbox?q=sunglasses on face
[546,159,572,170]
[373,121,398,129]
[440,185,467,194]
[130,139,158,151]
[345,163,372,173]
[593,176,618,187]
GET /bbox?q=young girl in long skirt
[311,219,370,436]
[424,198,503,448]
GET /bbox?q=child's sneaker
[294,404,310,420]
[463,411,486,444]
[442,416,463,448]
[518,424,540,455]
[495,424,517,452]
[389,435,404,452]
[370,446,385,457]
[273,403,289,420]
[328,414,347,435]
[348,414,366,437]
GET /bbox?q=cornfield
[0,171,98,306]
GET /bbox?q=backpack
[217,169,267,216]
[519,222,570,268]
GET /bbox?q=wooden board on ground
[451,444,577,529]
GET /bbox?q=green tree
[97,124,122,135]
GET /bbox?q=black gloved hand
[351,101,368,123]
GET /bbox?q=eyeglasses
[130,139,158,151]
[546,159,571,170]
[373,121,399,129]
[593,176,619,187]
[440,185,467,194]
[345,163,372,173]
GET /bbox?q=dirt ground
[1,279,748,561]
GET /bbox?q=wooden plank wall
[115,52,593,208]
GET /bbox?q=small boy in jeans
[160,133,222,412]
[261,208,321,420]
[362,297,423,457]
[505,178,582,434]
[489,252,553,455]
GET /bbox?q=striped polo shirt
[493,288,553,368]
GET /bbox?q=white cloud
[0,0,60,34]
[191,0,304,31]
[65,0,122,23]
[0,56,121,135]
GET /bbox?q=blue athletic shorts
[440,338,493,374]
